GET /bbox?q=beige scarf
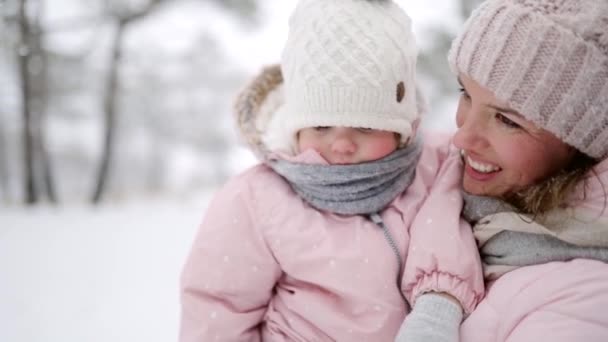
[474,207,608,280]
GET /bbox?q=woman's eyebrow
[488,104,520,116]
[457,76,520,116]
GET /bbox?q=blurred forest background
[0,0,484,206]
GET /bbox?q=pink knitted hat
[448,0,608,159]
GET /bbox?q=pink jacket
[461,158,608,342]
[179,134,484,342]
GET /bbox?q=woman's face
[297,127,398,165]
[453,75,576,196]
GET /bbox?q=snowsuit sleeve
[179,175,282,342]
[402,142,484,315]
[505,308,608,342]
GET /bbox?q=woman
[447,0,608,340]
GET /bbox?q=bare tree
[14,0,57,205]
[0,7,14,204]
[29,1,56,203]
[91,0,166,203]
[16,0,37,204]
[0,111,9,203]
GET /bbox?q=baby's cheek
[368,139,398,160]
[296,131,317,153]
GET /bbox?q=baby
[179,0,483,341]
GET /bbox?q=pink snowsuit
[179,134,484,341]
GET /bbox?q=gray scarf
[462,192,512,224]
[463,192,608,274]
[267,136,422,215]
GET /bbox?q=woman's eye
[496,113,521,129]
[458,87,471,100]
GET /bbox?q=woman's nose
[453,108,488,152]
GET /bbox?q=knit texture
[482,230,608,266]
[448,0,608,158]
[463,188,608,280]
[263,0,419,153]
[395,293,463,342]
[267,136,422,215]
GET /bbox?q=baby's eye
[313,126,330,131]
[495,113,521,129]
[357,128,374,133]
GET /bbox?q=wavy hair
[503,151,599,216]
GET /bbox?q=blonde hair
[503,151,598,216]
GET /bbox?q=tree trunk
[17,0,37,204]
[91,20,125,204]
[0,112,10,204]
[31,3,57,203]
[91,0,165,204]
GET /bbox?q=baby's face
[297,127,399,165]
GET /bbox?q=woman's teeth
[466,156,500,173]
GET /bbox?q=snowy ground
[0,197,212,342]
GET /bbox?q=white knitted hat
[263,0,419,153]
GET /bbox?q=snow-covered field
[0,198,211,342]
[0,1,462,340]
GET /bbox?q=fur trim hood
[234,64,428,161]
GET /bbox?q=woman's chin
[461,178,508,197]
[462,186,488,196]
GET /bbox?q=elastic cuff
[407,272,483,315]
